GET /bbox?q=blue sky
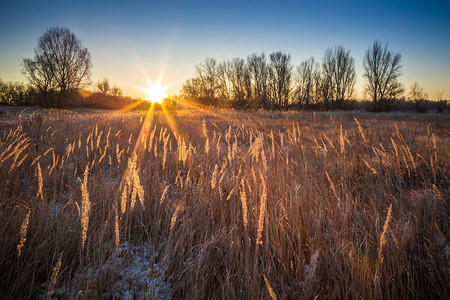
[1,0,449,98]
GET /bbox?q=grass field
[0,107,448,299]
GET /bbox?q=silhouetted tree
[363,40,403,111]
[97,78,111,94]
[295,57,317,107]
[311,68,330,109]
[409,82,428,113]
[333,46,356,108]
[216,61,233,102]
[196,58,218,100]
[230,58,249,106]
[321,50,335,109]
[22,27,92,107]
[433,91,447,113]
[181,78,200,99]
[268,52,293,108]
[321,46,356,109]
[434,91,444,102]
[0,80,37,106]
[111,85,123,97]
[247,53,269,107]
[95,78,122,97]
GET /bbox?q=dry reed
[0,108,447,299]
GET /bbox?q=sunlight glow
[141,80,169,103]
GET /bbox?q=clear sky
[1,0,449,99]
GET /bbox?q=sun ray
[134,102,156,152]
[160,103,180,138]
[120,99,148,113]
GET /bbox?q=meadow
[0,107,448,299]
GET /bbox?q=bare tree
[312,70,323,107]
[211,58,252,107]
[333,46,356,108]
[181,78,201,100]
[247,53,268,107]
[295,57,317,107]
[111,85,123,97]
[22,27,92,107]
[216,61,233,102]
[434,91,447,113]
[268,52,293,108]
[195,58,218,100]
[230,58,248,105]
[0,80,37,105]
[97,78,111,95]
[321,46,356,109]
[321,49,335,109]
[243,62,252,106]
[363,40,403,111]
[22,53,57,106]
[434,91,444,102]
[409,82,428,112]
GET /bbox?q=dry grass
[0,107,448,299]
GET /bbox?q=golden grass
[17,210,30,257]
[0,108,448,298]
[263,273,277,300]
[240,178,248,229]
[256,171,267,245]
[46,251,63,296]
[80,164,90,250]
[378,204,393,265]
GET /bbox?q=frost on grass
[48,242,170,299]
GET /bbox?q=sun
[141,80,169,103]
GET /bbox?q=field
[0,107,448,299]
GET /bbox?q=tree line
[0,27,147,110]
[0,27,447,112]
[181,42,447,112]
[181,41,410,111]
[0,75,148,110]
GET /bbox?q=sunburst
[141,79,170,103]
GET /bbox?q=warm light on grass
[0,108,448,299]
